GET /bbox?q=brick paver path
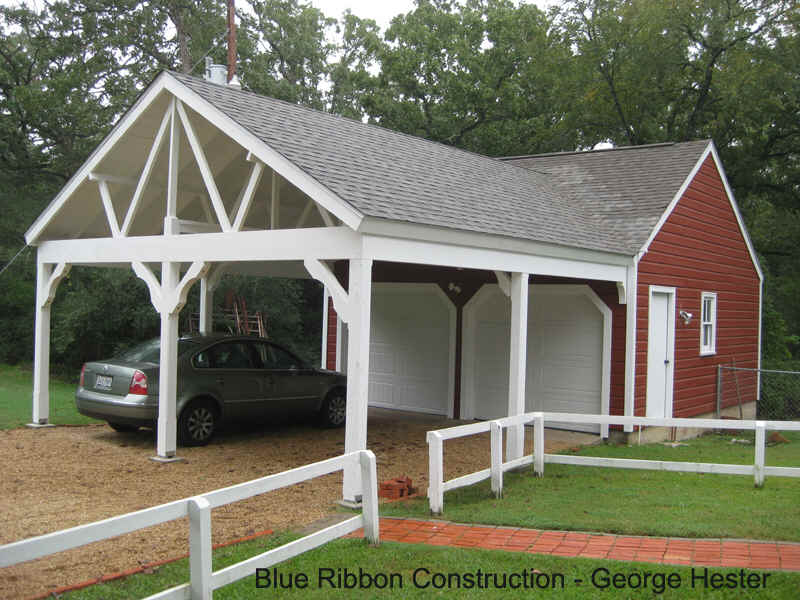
[348,518,800,572]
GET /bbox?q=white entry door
[646,287,675,418]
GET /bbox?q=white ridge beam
[175,100,232,232]
[121,107,172,236]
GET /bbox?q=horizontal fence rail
[427,413,800,514]
[0,450,379,599]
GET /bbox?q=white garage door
[465,285,605,433]
[366,284,453,415]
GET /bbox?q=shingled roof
[500,140,711,254]
[175,72,703,256]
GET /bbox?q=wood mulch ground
[0,410,594,599]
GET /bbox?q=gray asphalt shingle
[172,72,709,256]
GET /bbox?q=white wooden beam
[38,227,361,264]
[270,171,280,229]
[232,161,265,232]
[296,199,315,228]
[31,259,68,425]
[168,261,209,315]
[317,204,334,227]
[175,100,232,232]
[40,262,71,309]
[343,258,373,502]
[166,99,180,218]
[199,263,227,334]
[120,106,172,236]
[131,261,164,312]
[177,219,220,234]
[494,270,511,297]
[507,272,528,460]
[89,173,139,186]
[303,259,350,324]
[157,261,180,458]
[617,281,627,305]
[97,181,121,238]
[364,234,628,283]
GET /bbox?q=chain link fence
[717,366,800,421]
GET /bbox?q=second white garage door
[462,284,609,433]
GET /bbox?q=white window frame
[700,292,717,356]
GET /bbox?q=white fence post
[534,413,545,477]
[754,421,766,488]
[188,496,212,600]
[359,450,380,544]
[490,421,503,498]
[428,431,444,514]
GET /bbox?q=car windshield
[113,339,199,364]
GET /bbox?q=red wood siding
[635,155,761,417]
[325,297,338,371]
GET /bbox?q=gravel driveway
[0,409,596,599]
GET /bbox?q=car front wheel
[319,389,346,428]
[179,399,217,446]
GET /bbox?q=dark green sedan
[76,335,347,445]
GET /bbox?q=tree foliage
[0,0,798,371]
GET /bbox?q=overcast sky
[310,0,560,29]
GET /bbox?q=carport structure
[25,71,631,502]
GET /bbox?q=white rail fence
[0,450,379,599]
[428,413,800,514]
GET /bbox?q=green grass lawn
[382,431,800,542]
[0,363,98,429]
[62,534,800,599]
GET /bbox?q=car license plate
[95,374,113,390]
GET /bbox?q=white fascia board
[359,218,632,267]
[638,141,763,283]
[25,73,174,245]
[362,233,628,283]
[37,226,361,265]
[161,75,363,231]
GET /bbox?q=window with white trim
[700,292,717,355]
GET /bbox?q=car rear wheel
[108,422,139,433]
[319,389,346,428]
[179,399,217,446]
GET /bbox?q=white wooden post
[490,421,503,498]
[359,450,380,544]
[428,431,444,514]
[320,287,329,368]
[31,259,70,426]
[343,258,372,502]
[32,262,53,425]
[199,264,226,335]
[534,412,545,477]
[199,277,214,335]
[754,421,766,488]
[507,272,529,460]
[188,496,212,600]
[157,261,180,459]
